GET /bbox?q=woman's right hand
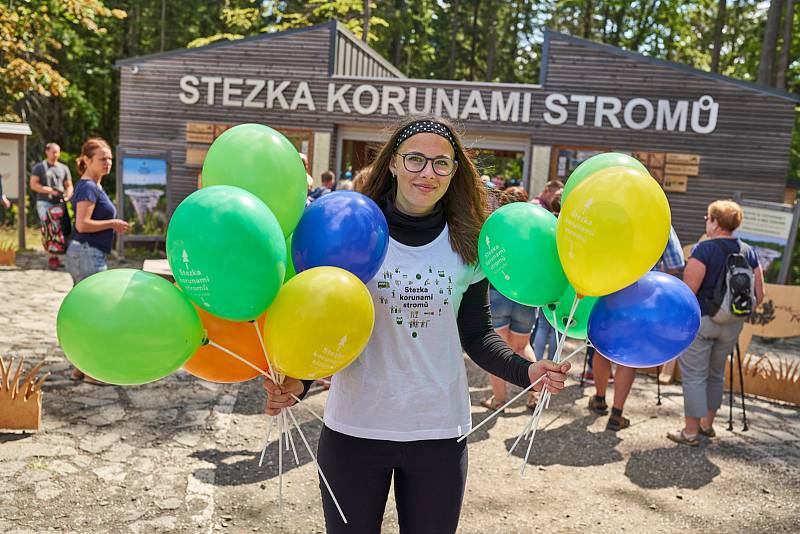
[263,376,304,416]
[112,219,131,233]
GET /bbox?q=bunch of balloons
[58,123,388,385]
[479,152,700,367]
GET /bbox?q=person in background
[588,224,685,431]
[65,138,130,384]
[309,170,335,201]
[530,179,563,212]
[337,179,354,191]
[530,184,563,365]
[668,200,763,446]
[30,142,73,269]
[482,186,539,410]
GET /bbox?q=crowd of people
[37,117,761,532]
[474,171,763,443]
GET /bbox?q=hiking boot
[588,395,608,415]
[606,413,630,431]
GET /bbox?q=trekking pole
[727,349,734,431]
[735,343,749,431]
[656,366,662,406]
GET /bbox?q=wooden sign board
[0,357,49,432]
[632,151,649,165]
[663,174,688,192]
[186,148,208,166]
[665,163,699,176]
[666,153,701,165]
[186,123,214,144]
[651,167,664,185]
[728,283,800,405]
[214,124,232,139]
[647,152,665,168]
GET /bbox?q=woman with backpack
[668,200,763,446]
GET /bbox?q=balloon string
[207,337,343,521]
[287,406,348,524]
[252,322,282,385]
[457,344,586,443]
[207,339,325,424]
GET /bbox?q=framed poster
[120,154,168,236]
[0,138,20,199]
[734,198,799,283]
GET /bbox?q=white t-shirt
[324,225,485,441]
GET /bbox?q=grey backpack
[708,240,756,325]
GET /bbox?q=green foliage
[1,0,798,278]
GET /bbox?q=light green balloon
[57,269,204,385]
[202,123,307,238]
[562,152,648,204]
[543,284,598,340]
[479,203,568,307]
[167,185,286,321]
[284,233,296,283]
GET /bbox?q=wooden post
[17,134,26,250]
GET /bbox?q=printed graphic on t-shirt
[376,265,452,339]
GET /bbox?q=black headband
[393,120,457,153]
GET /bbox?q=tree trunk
[582,0,593,39]
[710,0,727,72]
[390,1,406,66]
[469,0,481,80]
[363,0,370,42]
[726,0,743,70]
[757,0,784,86]
[448,0,461,79]
[611,5,627,46]
[776,0,796,89]
[485,2,497,80]
[160,0,166,52]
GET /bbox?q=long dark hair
[358,115,487,265]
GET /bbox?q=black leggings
[317,425,468,534]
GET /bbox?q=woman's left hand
[527,360,570,394]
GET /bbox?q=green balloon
[57,269,204,385]
[563,153,648,203]
[202,123,307,238]
[167,185,286,321]
[543,284,598,340]
[284,234,296,283]
[479,203,568,306]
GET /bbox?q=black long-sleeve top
[298,197,532,397]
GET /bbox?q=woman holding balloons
[265,116,570,534]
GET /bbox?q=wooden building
[116,20,799,242]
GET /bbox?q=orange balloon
[183,306,269,383]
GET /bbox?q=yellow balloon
[264,266,375,380]
[556,166,670,297]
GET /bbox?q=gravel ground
[1,250,799,533]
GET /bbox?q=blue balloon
[292,191,389,283]
[587,272,700,368]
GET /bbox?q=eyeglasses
[396,152,458,176]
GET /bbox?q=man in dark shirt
[31,143,73,269]
[309,170,335,201]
